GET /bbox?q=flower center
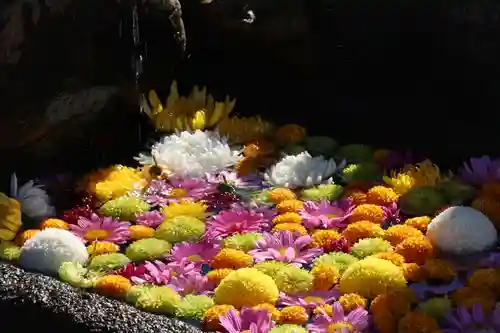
[327,322,354,333]
[303,296,325,304]
[279,247,295,256]
[187,254,202,262]
[84,229,109,241]
[325,214,337,219]
[170,188,188,198]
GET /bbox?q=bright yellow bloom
[0,193,22,241]
[87,165,145,202]
[403,160,445,188]
[217,116,274,143]
[383,171,416,195]
[161,200,209,220]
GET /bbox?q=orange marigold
[278,306,308,325]
[404,216,432,233]
[15,229,40,246]
[373,310,398,333]
[394,236,434,265]
[471,196,500,228]
[272,223,308,235]
[93,275,132,298]
[235,157,261,177]
[467,268,500,295]
[384,225,423,246]
[342,221,385,244]
[370,288,415,318]
[272,212,302,225]
[338,293,367,312]
[268,188,297,204]
[203,305,238,331]
[87,241,120,256]
[366,186,399,205]
[210,249,253,269]
[343,189,367,206]
[423,259,456,282]
[370,252,406,267]
[398,311,439,333]
[206,269,234,286]
[479,182,500,197]
[402,263,427,282]
[310,229,342,252]
[348,204,386,225]
[40,218,69,230]
[274,124,307,146]
[276,199,304,213]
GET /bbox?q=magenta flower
[205,208,269,242]
[168,241,220,267]
[135,210,164,228]
[458,156,500,185]
[115,263,146,280]
[206,171,264,190]
[279,290,338,310]
[130,260,172,285]
[443,303,500,333]
[140,177,216,205]
[299,199,354,229]
[219,308,273,333]
[249,230,323,266]
[168,272,214,296]
[69,213,130,244]
[308,302,369,333]
[139,179,172,206]
[166,258,199,276]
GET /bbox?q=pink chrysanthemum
[220,308,274,333]
[308,302,369,333]
[279,290,339,310]
[299,199,354,229]
[69,213,130,244]
[249,230,323,266]
[169,241,220,267]
[206,171,264,190]
[130,260,172,285]
[140,177,216,206]
[134,210,164,228]
[458,155,500,185]
[168,272,214,296]
[205,208,269,242]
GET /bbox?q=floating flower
[348,204,389,225]
[41,218,69,230]
[140,178,216,206]
[276,199,304,214]
[129,260,173,285]
[135,130,241,178]
[207,170,264,190]
[338,293,368,312]
[249,230,323,266]
[125,238,172,262]
[217,115,274,144]
[169,241,220,267]
[272,223,308,235]
[69,213,131,244]
[300,184,343,202]
[85,165,144,202]
[458,155,500,185]
[279,306,309,325]
[279,290,338,310]
[310,229,342,252]
[205,208,268,242]
[311,263,340,291]
[220,307,274,333]
[342,221,385,244]
[211,248,254,269]
[0,193,22,241]
[161,200,209,220]
[203,305,239,331]
[366,186,399,206]
[265,152,345,189]
[168,272,214,296]
[307,302,369,333]
[299,199,354,229]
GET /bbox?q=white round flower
[10,174,56,220]
[19,228,89,276]
[265,152,345,188]
[427,206,497,255]
[135,130,241,178]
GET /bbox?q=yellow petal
[148,90,163,114]
[0,229,16,241]
[166,81,179,108]
[208,102,225,126]
[191,110,207,130]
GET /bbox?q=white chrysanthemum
[10,174,56,220]
[265,152,345,188]
[427,206,497,255]
[135,130,241,178]
[19,228,89,276]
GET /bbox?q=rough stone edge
[0,261,203,333]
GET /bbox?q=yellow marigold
[94,275,132,298]
[253,303,280,321]
[373,310,398,333]
[471,196,500,228]
[310,229,342,252]
[338,293,367,312]
[15,229,40,246]
[455,297,496,314]
[402,263,427,282]
[370,288,416,318]
[87,241,120,256]
[404,160,443,188]
[217,116,273,144]
[468,268,500,295]
[206,268,234,286]
[40,218,69,230]
[342,221,385,244]
[366,186,399,205]
[383,171,416,195]
[0,194,22,242]
[395,237,434,265]
[129,225,155,240]
[348,204,386,225]
[268,188,297,204]
[398,311,439,333]
[274,124,307,146]
[161,200,209,220]
[203,305,238,331]
[405,216,432,233]
[343,189,367,205]
[276,199,304,214]
[278,306,308,325]
[384,225,423,246]
[370,252,406,267]
[423,259,456,282]
[314,304,333,316]
[210,249,253,269]
[272,223,308,235]
[88,165,144,202]
[272,212,302,225]
[311,263,340,291]
[450,287,491,305]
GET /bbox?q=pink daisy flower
[205,208,269,242]
[140,177,216,206]
[167,272,214,296]
[169,241,220,267]
[220,308,274,333]
[69,213,130,244]
[299,199,354,229]
[135,210,164,228]
[130,260,172,285]
[249,230,323,267]
[308,302,369,333]
[166,258,200,276]
[279,290,339,310]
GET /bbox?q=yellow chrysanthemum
[87,241,120,256]
[161,200,209,220]
[210,249,253,270]
[369,252,406,267]
[384,225,423,246]
[128,225,155,240]
[268,188,297,204]
[338,293,368,312]
[40,218,69,230]
[383,171,416,195]
[366,186,399,205]
[0,193,22,241]
[272,223,308,235]
[276,199,304,214]
[206,268,234,286]
[310,229,342,252]
[87,165,145,202]
[147,81,236,132]
[311,263,340,291]
[403,160,443,188]
[217,116,274,143]
[272,212,302,225]
[404,216,431,233]
[278,306,308,325]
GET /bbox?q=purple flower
[299,199,354,229]
[139,177,216,206]
[219,308,273,333]
[206,171,264,190]
[130,260,172,285]
[442,303,500,333]
[69,213,130,244]
[135,211,164,228]
[249,230,323,267]
[409,276,462,300]
[205,208,269,242]
[278,290,338,310]
[168,272,214,296]
[458,156,500,185]
[168,241,220,267]
[308,302,369,333]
